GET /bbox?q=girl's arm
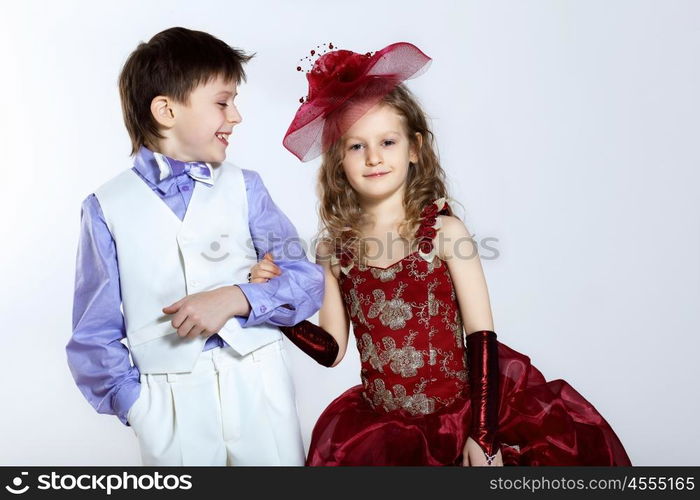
[438,215,495,334]
[315,240,350,366]
[250,240,350,367]
[439,215,503,466]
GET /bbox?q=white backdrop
[0,0,697,466]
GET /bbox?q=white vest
[95,163,282,374]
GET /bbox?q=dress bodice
[336,198,468,415]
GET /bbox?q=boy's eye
[217,103,228,107]
[383,140,395,146]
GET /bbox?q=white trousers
[126,340,305,466]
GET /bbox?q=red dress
[306,199,631,466]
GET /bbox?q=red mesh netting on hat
[283,42,432,162]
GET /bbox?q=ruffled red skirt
[306,341,632,466]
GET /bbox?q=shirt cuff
[235,281,297,327]
[111,379,141,427]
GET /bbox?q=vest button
[260,305,267,313]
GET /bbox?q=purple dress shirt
[67,146,324,425]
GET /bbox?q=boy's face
[161,75,241,163]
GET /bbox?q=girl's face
[340,103,419,203]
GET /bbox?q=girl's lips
[364,171,389,178]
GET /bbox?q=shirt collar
[133,146,164,187]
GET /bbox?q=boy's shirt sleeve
[235,169,324,327]
[66,194,140,426]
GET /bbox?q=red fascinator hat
[283,42,432,162]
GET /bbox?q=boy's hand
[249,252,282,283]
[162,286,251,339]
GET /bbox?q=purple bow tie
[153,152,214,193]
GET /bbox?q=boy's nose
[227,104,242,125]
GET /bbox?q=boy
[67,27,324,466]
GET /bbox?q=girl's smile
[363,170,390,178]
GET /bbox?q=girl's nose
[365,146,382,166]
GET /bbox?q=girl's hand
[462,437,504,467]
[249,252,282,283]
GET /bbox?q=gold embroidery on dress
[367,283,413,330]
[453,309,465,348]
[429,348,437,366]
[434,347,468,381]
[366,379,437,415]
[368,379,399,412]
[358,331,427,378]
[347,289,373,330]
[400,392,436,415]
[413,279,442,328]
[438,307,465,349]
[369,261,403,281]
[359,333,385,373]
[360,369,369,388]
[347,271,367,288]
[428,283,440,316]
[433,394,460,409]
[384,338,425,378]
[406,253,443,281]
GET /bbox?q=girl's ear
[409,132,423,163]
[151,96,175,128]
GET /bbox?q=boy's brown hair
[118,27,253,155]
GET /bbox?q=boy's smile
[155,75,241,163]
[215,132,231,146]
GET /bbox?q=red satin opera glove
[280,320,339,368]
[466,330,501,464]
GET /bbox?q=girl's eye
[349,143,363,151]
[383,140,395,146]
[217,103,228,107]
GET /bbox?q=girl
[252,42,632,466]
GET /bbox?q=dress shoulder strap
[416,197,451,262]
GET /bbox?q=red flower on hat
[283,42,432,162]
[307,50,371,99]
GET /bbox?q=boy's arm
[235,170,324,327]
[66,194,140,426]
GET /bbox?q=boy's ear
[409,132,423,163]
[151,96,175,127]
